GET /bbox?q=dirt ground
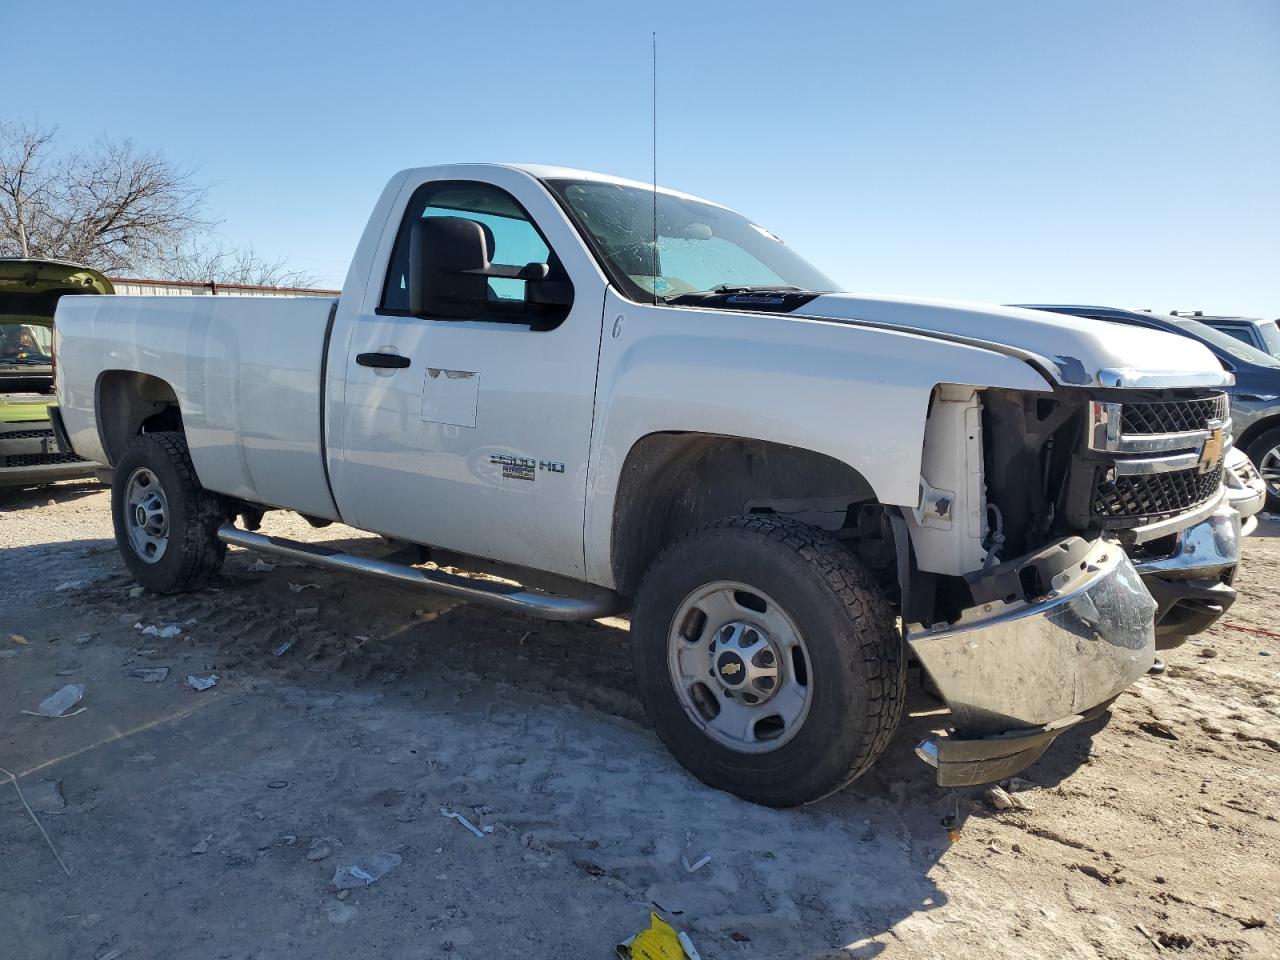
[2,480,1278,960]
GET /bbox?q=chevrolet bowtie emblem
[720,662,742,676]
[1197,424,1227,475]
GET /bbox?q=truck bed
[55,294,340,518]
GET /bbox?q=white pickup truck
[53,164,1238,806]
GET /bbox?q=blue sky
[11,1,1279,313]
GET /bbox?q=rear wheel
[112,432,227,592]
[1246,426,1280,512]
[631,515,906,807]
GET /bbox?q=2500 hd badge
[490,454,565,481]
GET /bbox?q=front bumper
[1224,449,1266,533]
[910,537,1156,787]
[1134,506,1241,647]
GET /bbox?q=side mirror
[409,217,491,319]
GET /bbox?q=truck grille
[1119,395,1229,436]
[0,426,87,469]
[1093,464,1223,523]
[3,451,85,468]
[1070,390,1230,530]
[2,428,58,440]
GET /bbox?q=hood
[792,293,1232,390]
[0,258,114,325]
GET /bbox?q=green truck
[0,259,110,488]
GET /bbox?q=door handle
[357,352,411,369]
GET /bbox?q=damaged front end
[902,381,1231,786]
[910,535,1155,786]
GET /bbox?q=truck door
[333,176,606,581]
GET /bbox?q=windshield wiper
[710,284,806,294]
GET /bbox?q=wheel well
[610,433,883,596]
[96,370,183,465]
[1237,415,1280,456]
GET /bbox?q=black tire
[1246,426,1280,512]
[631,515,906,807]
[112,432,227,593]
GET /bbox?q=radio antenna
[651,31,658,305]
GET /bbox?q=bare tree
[0,120,209,273]
[0,121,315,288]
[0,121,57,258]
[161,241,318,289]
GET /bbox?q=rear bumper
[910,537,1156,787]
[1135,506,1241,647]
[0,417,94,487]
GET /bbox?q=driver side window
[381,181,555,315]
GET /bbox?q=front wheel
[112,432,227,593]
[631,515,906,807]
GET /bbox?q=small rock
[186,674,218,691]
[1137,720,1179,741]
[1011,843,1023,854]
[307,841,334,862]
[128,585,146,599]
[191,835,212,855]
[1199,648,1218,659]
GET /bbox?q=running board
[216,524,624,622]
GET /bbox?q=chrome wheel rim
[1259,445,1280,501]
[667,581,812,754]
[123,467,169,564]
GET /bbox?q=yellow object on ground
[616,912,687,960]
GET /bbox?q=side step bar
[216,524,624,622]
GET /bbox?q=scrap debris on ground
[1,481,1277,959]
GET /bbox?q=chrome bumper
[1134,506,1241,645]
[910,537,1156,786]
[1224,448,1265,531]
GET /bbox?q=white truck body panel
[56,294,339,519]
[325,165,611,579]
[580,289,1051,585]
